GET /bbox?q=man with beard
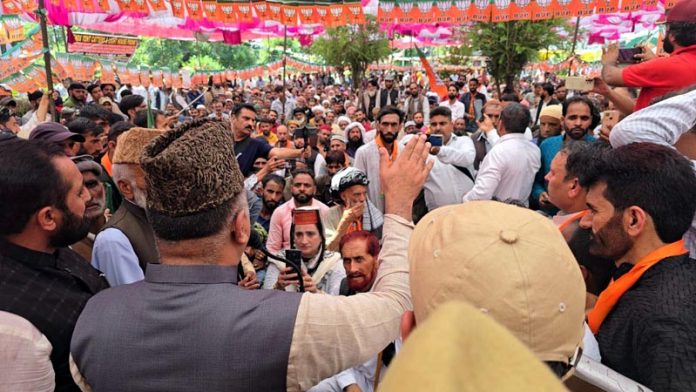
[324,168,384,252]
[71,155,109,262]
[376,74,400,112]
[92,128,163,286]
[101,83,117,102]
[63,83,88,110]
[533,96,599,214]
[266,168,329,254]
[459,78,487,134]
[579,142,696,391]
[532,83,560,127]
[403,83,430,124]
[256,174,286,233]
[352,108,372,132]
[275,124,293,148]
[600,0,696,111]
[453,117,467,136]
[309,231,390,392]
[439,84,466,121]
[355,106,404,213]
[67,118,104,159]
[232,104,307,178]
[0,139,108,391]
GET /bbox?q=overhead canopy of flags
[377,0,675,24]
[1,0,364,41]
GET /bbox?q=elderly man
[70,119,432,391]
[92,128,163,286]
[71,155,109,262]
[324,168,384,252]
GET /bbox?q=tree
[310,15,391,89]
[470,20,566,96]
[131,38,257,70]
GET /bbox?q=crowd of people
[2,2,696,391]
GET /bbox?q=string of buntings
[377,0,677,23]
[367,64,469,72]
[0,0,364,27]
[0,51,334,93]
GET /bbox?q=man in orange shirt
[600,0,696,111]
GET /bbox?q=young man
[256,174,286,233]
[354,106,404,213]
[459,78,487,134]
[439,84,466,121]
[580,142,696,390]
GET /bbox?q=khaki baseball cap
[408,201,586,364]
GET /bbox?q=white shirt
[271,98,296,121]
[402,133,476,210]
[463,133,540,206]
[92,228,145,286]
[0,311,54,392]
[354,141,386,213]
[439,99,466,120]
[609,88,696,258]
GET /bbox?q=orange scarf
[101,153,113,177]
[375,134,398,165]
[557,210,589,233]
[587,240,688,334]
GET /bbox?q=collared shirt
[71,215,413,392]
[463,133,541,206]
[0,311,55,392]
[609,88,696,258]
[622,44,696,111]
[266,198,330,254]
[439,100,466,120]
[92,228,145,286]
[0,238,108,392]
[271,98,297,121]
[402,133,476,210]
[354,141,386,213]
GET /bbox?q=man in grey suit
[70,118,433,391]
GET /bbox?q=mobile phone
[428,134,443,147]
[601,110,620,134]
[565,77,594,92]
[618,47,641,64]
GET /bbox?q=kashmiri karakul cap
[112,128,163,165]
[140,118,244,217]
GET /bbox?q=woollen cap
[140,118,244,217]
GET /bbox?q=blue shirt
[532,133,596,204]
[234,137,273,177]
[91,228,144,287]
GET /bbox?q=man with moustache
[376,74,400,111]
[579,142,696,391]
[355,106,404,213]
[0,139,108,391]
[600,0,696,111]
[439,84,466,121]
[92,128,163,286]
[532,83,560,127]
[533,96,599,213]
[71,155,109,262]
[256,174,286,233]
[459,78,487,134]
[232,104,307,177]
[266,168,329,254]
[310,231,391,392]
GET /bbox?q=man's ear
[400,311,416,342]
[116,179,133,201]
[232,209,250,246]
[624,206,647,238]
[35,206,59,232]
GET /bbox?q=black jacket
[597,254,696,391]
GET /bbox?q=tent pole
[37,0,56,120]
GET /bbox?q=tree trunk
[352,63,363,90]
